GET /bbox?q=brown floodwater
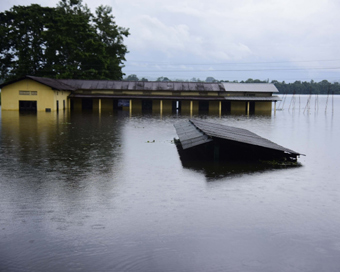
[0,95,339,272]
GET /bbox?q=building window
[31,91,37,95]
[19,91,30,95]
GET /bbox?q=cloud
[2,0,340,81]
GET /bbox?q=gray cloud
[2,0,340,81]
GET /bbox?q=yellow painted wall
[181,101,191,115]
[181,92,199,96]
[255,102,272,115]
[193,101,199,113]
[1,79,70,111]
[93,98,100,111]
[180,100,198,115]
[152,100,161,113]
[72,98,82,111]
[131,99,142,114]
[101,99,113,110]
[123,91,143,95]
[209,101,220,114]
[231,101,246,114]
[151,92,172,96]
[162,100,172,113]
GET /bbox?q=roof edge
[0,75,76,91]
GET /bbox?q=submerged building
[174,119,303,162]
[0,76,281,115]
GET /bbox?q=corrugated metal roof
[173,120,213,149]
[0,76,76,91]
[174,119,301,156]
[0,76,279,96]
[60,79,277,93]
[26,76,77,90]
[59,79,223,92]
[221,82,278,93]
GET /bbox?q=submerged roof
[174,119,301,156]
[173,120,213,149]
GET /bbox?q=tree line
[123,75,340,94]
[0,0,129,82]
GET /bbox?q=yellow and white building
[0,75,281,115]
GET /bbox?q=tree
[156,77,170,82]
[124,74,139,81]
[0,0,129,82]
[205,76,216,82]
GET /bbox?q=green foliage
[124,74,139,81]
[156,76,171,82]
[0,0,129,82]
[272,79,340,94]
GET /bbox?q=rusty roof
[58,79,224,92]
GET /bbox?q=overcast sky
[2,0,340,82]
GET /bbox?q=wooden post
[67,98,71,112]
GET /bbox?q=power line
[123,67,340,73]
[125,58,340,66]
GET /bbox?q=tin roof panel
[174,119,301,156]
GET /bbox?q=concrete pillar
[219,101,222,117]
[190,101,193,117]
[274,101,276,115]
[247,102,250,116]
[160,100,163,115]
[98,98,101,114]
[129,99,132,116]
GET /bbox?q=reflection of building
[1,76,281,115]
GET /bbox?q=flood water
[1,95,339,272]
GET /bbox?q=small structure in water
[174,119,304,163]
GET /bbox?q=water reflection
[178,157,302,181]
[0,110,124,183]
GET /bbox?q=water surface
[1,95,339,272]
